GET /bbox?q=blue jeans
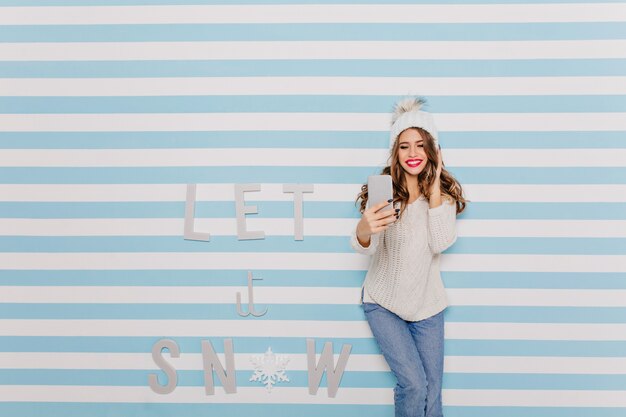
[362,297,445,417]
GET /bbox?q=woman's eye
[400,146,408,149]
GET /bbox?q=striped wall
[1,1,625,416]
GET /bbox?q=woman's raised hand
[355,199,398,245]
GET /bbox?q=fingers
[371,199,393,213]
[371,223,391,234]
[372,208,399,229]
[376,208,397,220]
[371,200,399,220]
[364,199,400,235]
[372,217,396,233]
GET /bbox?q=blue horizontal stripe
[1,167,625,184]
[3,201,626,220]
[2,336,625,357]
[445,340,626,358]
[457,202,626,220]
[450,237,626,255]
[1,131,626,149]
[1,336,379,354]
[0,303,366,320]
[443,272,626,290]
[2,23,624,42]
[0,201,362,219]
[1,95,625,114]
[0,369,397,388]
[446,408,626,417]
[1,369,625,390]
[0,270,624,290]
[2,236,625,255]
[446,306,626,323]
[0,404,625,417]
[1,59,625,77]
[0,269,368,287]
[0,404,392,417]
[0,131,388,149]
[443,373,626,390]
[0,304,625,323]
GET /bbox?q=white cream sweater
[350,195,458,321]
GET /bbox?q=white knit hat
[389,97,439,149]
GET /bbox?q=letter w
[306,338,352,398]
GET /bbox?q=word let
[184,183,314,241]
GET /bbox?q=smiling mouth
[406,159,423,168]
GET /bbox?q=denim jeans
[362,297,445,417]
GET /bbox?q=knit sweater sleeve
[427,198,458,254]
[350,228,380,255]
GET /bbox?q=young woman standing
[351,96,467,417]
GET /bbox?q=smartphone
[367,175,393,212]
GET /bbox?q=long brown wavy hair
[356,126,468,218]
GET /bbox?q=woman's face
[397,128,429,177]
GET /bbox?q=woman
[350,96,467,417]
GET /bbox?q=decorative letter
[306,338,352,398]
[148,339,180,394]
[202,338,237,395]
[235,184,265,240]
[283,184,314,240]
[236,270,268,317]
[184,184,210,241]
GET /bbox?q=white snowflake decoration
[249,347,290,392]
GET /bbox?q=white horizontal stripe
[441,254,626,273]
[0,184,625,203]
[0,319,375,338]
[1,112,625,132]
[447,289,626,307]
[451,149,626,167]
[2,353,625,374]
[3,76,626,96]
[2,148,625,167]
[445,389,626,407]
[449,323,626,341]
[458,220,626,238]
[0,385,392,405]
[0,352,390,372]
[463,184,626,203]
[1,4,625,24]
[1,287,625,307]
[1,40,624,61]
[0,320,623,340]
[0,253,624,273]
[0,279,626,311]
[446,356,626,375]
[0,286,361,304]
[2,386,626,406]
[4,219,626,239]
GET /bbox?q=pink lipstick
[406,159,423,168]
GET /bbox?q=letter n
[201,338,237,394]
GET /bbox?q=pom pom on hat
[389,96,439,149]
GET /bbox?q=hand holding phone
[356,175,398,245]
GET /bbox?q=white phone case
[367,175,393,212]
